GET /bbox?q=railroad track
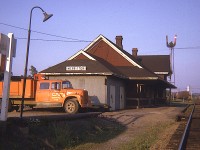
[167,100,200,150]
[179,102,200,150]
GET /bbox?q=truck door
[36,82,50,102]
[49,82,63,103]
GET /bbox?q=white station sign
[0,33,17,57]
[0,33,9,55]
[66,66,87,71]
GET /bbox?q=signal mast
[166,35,177,84]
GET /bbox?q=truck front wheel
[64,99,79,114]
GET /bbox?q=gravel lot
[6,105,184,149]
[0,104,184,150]
[95,106,183,150]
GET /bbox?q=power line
[175,46,200,49]
[2,22,200,48]
[16,37,91,42]
[0,22,27,31]
[0,22,92,42]
[30,31,92,42]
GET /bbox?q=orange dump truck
[0,74,91,114]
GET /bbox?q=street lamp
[20,6,53,118]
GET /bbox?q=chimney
[115,36,123,49]
[132,48,138,57]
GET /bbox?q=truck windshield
[51,82,61,90]
[62,81,72,89]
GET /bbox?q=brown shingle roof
[40,58,157,79]
[41,58,126,78]
[41,35,158,79]
[138,55,171,73]
[116,66,157,79]
[97,37,159,79]
[104,36,171,74]
[41,59,110,74]
[41,34,175,87]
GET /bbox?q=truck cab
[35,78,89,113]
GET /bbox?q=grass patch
[0,117,125,150]
[119,121,173,150]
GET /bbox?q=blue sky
[1,0,200,92]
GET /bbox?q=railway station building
[41,35,176,110]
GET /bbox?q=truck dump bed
[0,77,36,99]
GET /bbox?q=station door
[120,86,125,109]
[110,85,115,111]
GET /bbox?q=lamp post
[20,6,53,118]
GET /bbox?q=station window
[40,82,50,90]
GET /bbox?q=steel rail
[178,104,195,150]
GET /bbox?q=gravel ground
[92,106,183,150]
[6,106,184,150]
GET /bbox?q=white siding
[49,76,107,104]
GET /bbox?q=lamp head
[43,12,53,22]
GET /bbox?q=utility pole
[166,35,177,104]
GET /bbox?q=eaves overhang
[41,72,112,76]
[41,72,127,79]
[129,77,159,80]
[154,72,169,75]
[41,72,127,78]
[158,79,176,89]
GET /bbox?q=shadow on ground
[0,115,126,150]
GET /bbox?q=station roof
[41,34,175,88]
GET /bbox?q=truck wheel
[64,99,79,114]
